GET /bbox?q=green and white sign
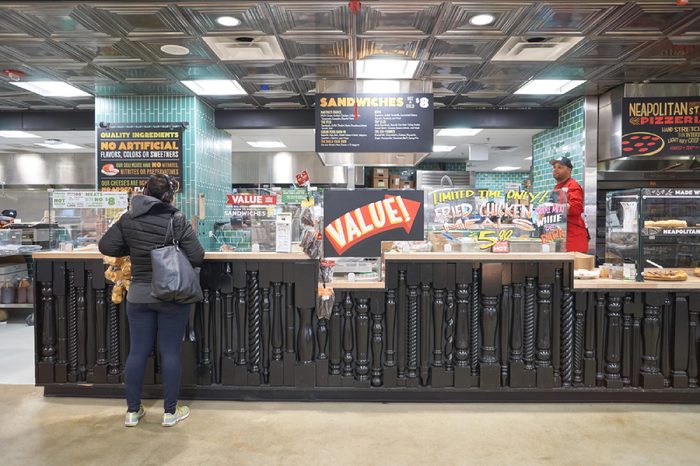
[281,188,309,204]
[51,191,128,209]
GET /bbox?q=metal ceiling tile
[635,38,700,63]
[359,3,442,36]
[268,2,349,35]
[536,62,610,80]
[291,61,350,80]
[656,63,700,82]
[476,62,549,82]
[161,62,231,81]
[596,62,669,82]
[565,37,651,62]
[51,38,133,63]
[429,37,503,63]
[440,2,532,36]
[128,36,218,62]
[226,62,292,84]
[520,2,623,35]
[96,63,172,82]
[30,63,112,84]
[420,63,478,82]
[90,5,192,38]
[178,3,272,35]
[0,38,80,63]
[281,36,349,61]
[601,2,700,37]
[357,36,429,60]
[461,80,518,97]
[94,82,189,96]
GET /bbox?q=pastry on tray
[644,219,688,229]
[695,268,700,277]
[642,269,688,281]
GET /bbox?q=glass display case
[606,188,700,279]
[47,189,129,250]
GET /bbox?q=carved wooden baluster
[420,284,431,386]
[432,289,445,371]
[470,269,480,376]
[500,285,510,385]
[213,290,222,384]
[595,293,606,386]
[261,287,271,383]
[41,282,56,364]
[248,271,261,374]
[524,277,536,370]
[95,289,107,369]
[510,283,524,365]
[355,297,370,382]
[605,295,623,387]
[370,300,384,387]
[561,287,574,386]
[385,290,397,370]
[285,283,295,359]
[689,309,698,388]
[552,270,562,384]
[329,301,342,375]
[584,292,596,379]
[224,290,234,360]
[662,297,672,387]
[272,283,283,362]
[86,275,96,381]
[297,306,314,364]
[108,287,120,378]
[407,286,419,381]
[632,310,642,388]
[573,293,585,385]
[342,293,354,377]
[397,270,407,379]
[454,284,470,370]
[56,291,67,372]
[77,283,87,382]
[201,290,211,371]
[445,291,455,370]
[480,295,498,365]
[236,287,247,367]
[317,316,328,360]
[535,283,552,368]
[67,271,78,382]
[622,312,632,386]
[641,303,662,376]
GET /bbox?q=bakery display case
[605,188,700,280]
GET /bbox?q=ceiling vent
[491,36,584,62]
[202,35,285,61]
[492,145,518,152]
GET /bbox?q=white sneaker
[124,405,145,427]
[162,405,190,427]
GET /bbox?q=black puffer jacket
[98,195,205,302]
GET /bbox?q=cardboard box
[390,174,401,188]
[401,180,415,189]
[574,252,595,270]
[372,178,388,188]
[372,168,388,177]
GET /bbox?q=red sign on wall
[226,194,277,205]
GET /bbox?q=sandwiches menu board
[97,123,184,192]
[315,93,433,153]
[623,97,700,157]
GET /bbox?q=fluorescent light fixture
[10,81,90,97]
[492,166,522,172]
[469,14,495,26]
[515,79,585,95]
[356,59,419,79]
[160,44,190,56]
[34,142,83,150]
[181,79,246,96]
[433,145,456,152]
[362,80,400,94]
[525,156,533,160]
[0,131,39,138]
[216,16,241,27]
[437,128,483,137]
[247,141,286,148]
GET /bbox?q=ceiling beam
[0,111,94,131]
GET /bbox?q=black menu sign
[623,97,700,157]
[315,93,433,153]
[97,123,184,192]
[323,189,424,258]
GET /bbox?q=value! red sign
[324,194,421,256]
[226,194,277,205]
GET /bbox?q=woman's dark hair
[143,174,175,203]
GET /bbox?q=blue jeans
[125,301,191,413]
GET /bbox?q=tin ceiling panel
[0,1,697,110]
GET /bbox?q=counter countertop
[574,270,700,290]
[321,280,386,290]
[384,251,575,261]
[32,250,311,260]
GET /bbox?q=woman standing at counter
[98,174,204,427]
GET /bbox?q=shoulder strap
[163,213,176,246]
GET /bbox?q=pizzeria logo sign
[325,195,421,255]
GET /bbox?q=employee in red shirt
[550,156,589,253]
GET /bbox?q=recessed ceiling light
[362,80,400,94]
[247,141,286,148]
[515,79,585,95]
[216,16,241,27]
[437,128,483,137]
[10,81,90,97]
[525,156,533,160]
[492,166,522,172]
[433,145,456,152]
[34,141,83,150]
[469,14,495,26]
[356,59,419,79]
[0,131,39,138]
[160,44,190,56]
[181,79,247,96]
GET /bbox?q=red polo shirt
[554,177,588,253]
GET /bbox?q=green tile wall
[532,98,585,193]
[474,172,529,193]
[95,96,232,249]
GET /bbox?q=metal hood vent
[317,152,429,167]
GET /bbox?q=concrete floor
[1,385,700,466]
